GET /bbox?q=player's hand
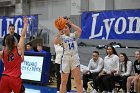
[23,16,28,26]
[66,18,72,25]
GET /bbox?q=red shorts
[0,75,24,93]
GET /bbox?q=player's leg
[71,54,83,93]
[0,76,11,93]
[59,73,69,93]
[71,66,83,93]
[10,77,25,93]
[59,55,70,93]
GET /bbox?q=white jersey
[61,33,78,55]
[54,44,63,64]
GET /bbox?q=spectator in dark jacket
[2,24,20,48]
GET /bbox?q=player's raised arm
[67,18,82,38]
[18,16,28,53]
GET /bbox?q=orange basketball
[54,17,66,30]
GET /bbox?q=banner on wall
[81,10,140,40]
[0,15,38,38]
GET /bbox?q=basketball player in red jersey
[0,16,28,93]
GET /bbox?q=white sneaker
[91,89,98,93]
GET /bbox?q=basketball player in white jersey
[54,43,71,93]
[54,17,83,93]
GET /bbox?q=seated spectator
[114,53,132,93]
[93,46,119,93]
[127,51,140,93]
[37,43,46,53]
[25,43,34,52]
[82,51,103,92]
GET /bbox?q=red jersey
[2,47,22,78]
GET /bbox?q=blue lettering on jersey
[64,38,75,50]
[64,38,75,43]
[68,42,74,50]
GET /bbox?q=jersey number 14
[68,43,74,50]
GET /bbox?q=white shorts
[60,54,80,73]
